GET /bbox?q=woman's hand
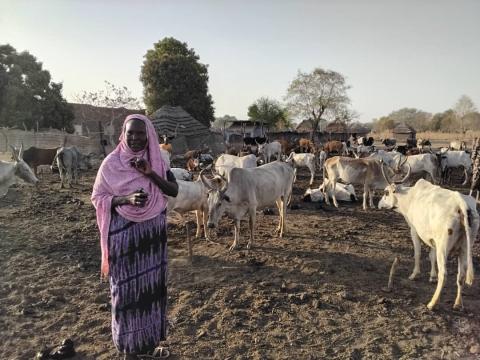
[130,158,152,175]
[111,190,149,208]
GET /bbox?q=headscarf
[91,114,168,278]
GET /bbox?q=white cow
[286,152,316,185]
[0,145,39,197]
[201,161,295,251]
[257,141,282,163]
[378,178,479,310]
[439,150,472,185]
[303,182,356,203]
[167,178,211,241]
[450,140,466,151]
[55,146,91,188]
[214,154,257,180]
[369,150,402,168]
[399,153,440,184]
[171,168,193,181]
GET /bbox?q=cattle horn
[380,161,393,185]
[9,145,18,161]
[199,168,215,191]
[396,162,411,184]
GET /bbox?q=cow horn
[9,145,18,161]
[380,161,393,185]
[396,162,411,184]
[199,169,215,190]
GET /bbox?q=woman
[92,114,178,359]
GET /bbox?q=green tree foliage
[247,97,290,129]
[0,44,74,132]
[140,38,214,127]
[285,68,353,133]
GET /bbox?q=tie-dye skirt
[108,210,168,354]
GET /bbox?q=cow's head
[10,145,39,186]
[200,169,230,229]
[378,161,411,210]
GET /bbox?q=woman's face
[125,119,147,152]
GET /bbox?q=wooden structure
[393,123,416,146]
[325,120,349,141]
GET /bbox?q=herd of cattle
[1,135,479,311]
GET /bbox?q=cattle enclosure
[1,165,480,359]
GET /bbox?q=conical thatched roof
[326,120,348,133]
[296,119,314,131]
[150,106,210,137]
[393,122,416,134]
[348,123,370,135]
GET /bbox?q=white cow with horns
[214,154,257,180]
[0,145,39,197]
[378,172,479,310]
[200,161,295,251]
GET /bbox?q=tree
[140,37,214,126]
[247,97,290,129]
[285,68,352,135]
[429,110,457,132]
[454,95,477,134]
[212,114,237,129]
[0,44,74,132]
[73,81,141,109]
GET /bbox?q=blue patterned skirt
[108,210,168,354]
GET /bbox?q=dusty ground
[1,166,480,360]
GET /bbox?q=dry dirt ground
[1,167,480,360]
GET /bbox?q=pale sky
[1,0,479,123]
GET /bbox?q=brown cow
[186,158,199,172]
[184,149,202,161]
[299,138,315,153]
[22,147,59,176]
[323,141,346,155]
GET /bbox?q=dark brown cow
[299,138,315,153]
[22,147,59,175]
[323,141,345,155]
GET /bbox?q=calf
[0,145,39,197]
[378,177,479,310]
[167,178,211,241]
[201,161,295,251]
[286,152,316,185]
[55,146,91,188]
[257,141,282,163]
[303,182,356,202]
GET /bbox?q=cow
[186,158,199,172]
[0,145,39,197]
[369,150,402,168]
[439,150,472,185]
[324,140,348,156]
[299,138,315,153]
[399,153,440,184]
[417,138,432,152]
[22,146,59,176]
[257,140,282,163]
[55,146,91,188]
[450,140,467,151]
[358,136,374,146]
[200,161,296,251]
[378,177,479,310]
[160,148,171,167]
[303,182,356,203]
[171,168,194,181]
[322,156,410,210]
[167,177,211,242]
[406,148,422,156]
[277,139,295,155]
[286,152,316,185]
[317,150,327,170]
[214,154,257,180]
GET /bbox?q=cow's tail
[460,201,475,286]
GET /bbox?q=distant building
[393,123,416,146]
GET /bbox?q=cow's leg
[247,209,256,249]
[195,210,202,238]
[229,219,241,251]
[368,188,375,208]
[462,167,469,186]
[454,244,468,310]
[309,165,315,186]
[58,165,65,189]
[331,180,339,208]
[275,196,287,237]
[323,179,331,205]
[408,228,422,280]
[427,244,447,310]
[429,247,437,282]
[362,183,369,210]
[202,210,211,242]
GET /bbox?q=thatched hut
[325,120,349,141]
[150,106,223,154]
[393,123,416,146]
[348,123,370,137]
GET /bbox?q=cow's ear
[223,194,231,202]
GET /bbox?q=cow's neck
[392,187,414,218]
